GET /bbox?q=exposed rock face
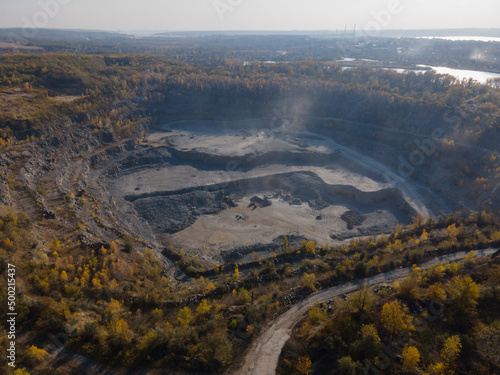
[0,169,12,206]
[90,124,442,262]
[250,196,272,208]
[3,108,161,254]
[126,171,416,220]
[221,235,307,262]
[118,168,415,262]
[134,190,231,234]
[341,211,367,230]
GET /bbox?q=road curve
[232,248,498,375]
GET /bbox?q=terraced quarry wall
[101,124,436,265]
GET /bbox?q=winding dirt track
[232,248,498,375]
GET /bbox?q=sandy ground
[163,195,397,262]
[111,163,388,197]
[147,123,329,156]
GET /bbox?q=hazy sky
[0,0,499,32]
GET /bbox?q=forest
[0,48,498,374]
[0,202,499,373]
[1,53,499,211]
[1,30,499,73]
[278,242,500,375]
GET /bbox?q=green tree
[348,286,374,316]
[398,271,420,300]
[353,261,368,278]
[137,330,158,353]
[474,322,500,367]
[308,304,327,325]
[337,356,363,375]
[350,324,381,361]
[237,288,251,304]
[360,324,380,345]
[463,250,475,265]
[302,273,316,291]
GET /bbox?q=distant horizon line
[1,27,500,33]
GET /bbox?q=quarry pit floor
[106,120,432,265]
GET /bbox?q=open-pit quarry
[102,119,432,266]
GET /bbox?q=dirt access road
[298,128,431,218]
[232,248,498,375]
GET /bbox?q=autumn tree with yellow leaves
[296,356,311,375]
[381,300,414,337]
[402,346,420,373]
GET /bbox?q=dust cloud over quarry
[105,119,430,265]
